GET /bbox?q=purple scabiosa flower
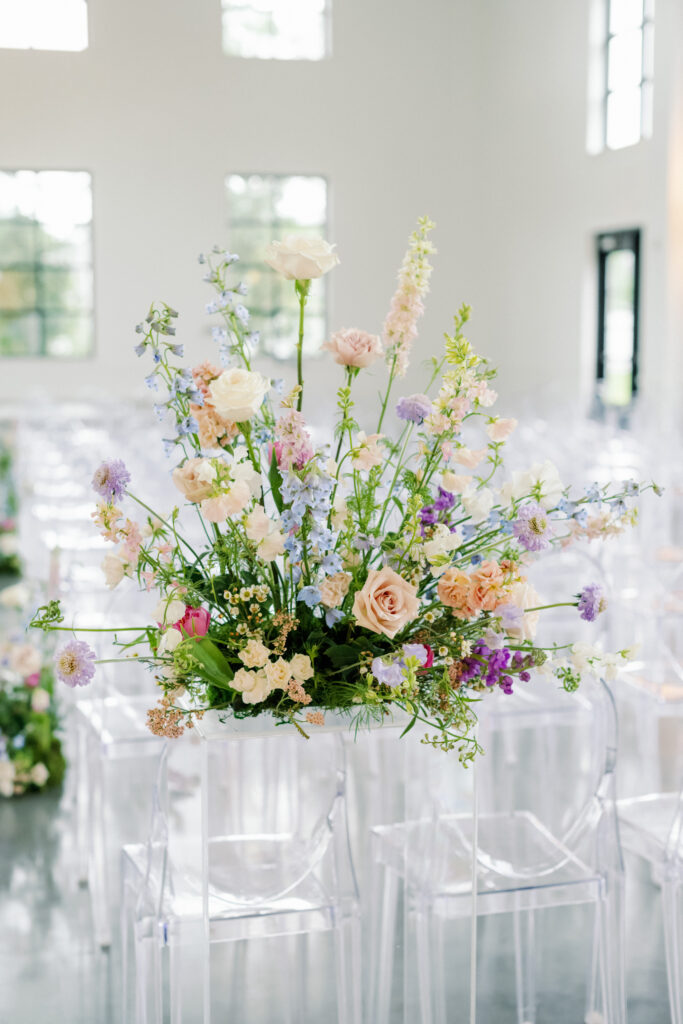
[92,459,131,502]
[55,640,96,688]
[513,501,554,552]
[396,393,432,424]
[577,583,607,622]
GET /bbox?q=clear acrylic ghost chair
[618,778,683,1024]
[121,713,362,1024]
[369,672,625,1024]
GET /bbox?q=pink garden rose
[173,605,211,639]
[322,328,383,369]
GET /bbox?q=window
[225,174,328,360]
[0,0,88,51]
[604,0,654,149]
[596,229,640,407]
[0,171,94,358]
[222,0,330,60]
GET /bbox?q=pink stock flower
[273,409,314,470]
[173,605,211,639]
[382,218,435,377]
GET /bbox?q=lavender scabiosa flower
[513,501,554,552]
[55,640,96,688]
[92,459,131,502]
[396,393,432,424]
[577,583,607,622]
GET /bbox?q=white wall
[0,0,681,433]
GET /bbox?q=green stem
[295,280,310,412]
[377,352,398,433]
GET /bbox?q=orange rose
[352,567,419,638]
[437,568,478,620]
[470,559,506,612]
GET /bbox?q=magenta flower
[55,640,96,688]
[24,672,41,688]
[174,605,211,639]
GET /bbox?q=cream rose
[232,667,272,704]
[172,458,214,503]
[319,572,351,609]
[264,237,340,280]
[289,654,313,681]
[239,639,270,669]
[208,368,270,423]
[9,644,41,677]
[265,657,292,690]
[322,328,383,368]
[352,567,420,638]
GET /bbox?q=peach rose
[470,560,506,612]
[322,328,383,368]
[437,568,478,620]
[352,567,419,638]
[319,572,351,608]
[200,481,251,523]
[172,458,214,503]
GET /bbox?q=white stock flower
[461,487,494,524]
[208,368,270,423]
[264,237,340,280]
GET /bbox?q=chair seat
[373,810,601,917]
[617,793,679,864]
[123,834,341,942]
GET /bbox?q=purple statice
[92,459,131,502]
[55,640,96,688]
[577,583,607,622]
[396,393,432,424]
[512,501,554,552]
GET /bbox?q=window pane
[602,249,636,405]
[608,30,643,90]
[222,0,328,60]
[0,170,94,357]
[606,88,642,149]
[225,173,328,359]
[609,0,644,33]
[0,0,88,50]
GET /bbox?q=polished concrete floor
[0,776,673,1023]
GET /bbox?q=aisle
[0,783,671,1024]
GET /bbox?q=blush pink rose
[322,328,383,369]
[173,605,211,639]
[352,567,420,638]
[172,458,214,503]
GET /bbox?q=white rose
[158,628,183,654]
[461,487,494,524]
[0,534,18,556]
[232,667,272,704]
[506,581,541,641]
[102,553,125,589]
[0,583,30,609]
[208,368,270,423]
[31,763,49,787]
[153,597,186,626]
[0,760,15,798]
[264,237,340,281]
[31,688,51,713]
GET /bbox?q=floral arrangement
[31,219,653,762]
[0,437,20,578]
[0,637,65,797]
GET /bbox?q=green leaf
[399,712,418,739]
[192,638,235,690]
[328,644,361,669]
[269,451,284,514]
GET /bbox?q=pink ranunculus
[24,672,41,688]
[173,605,211,639]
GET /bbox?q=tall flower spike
[382,216,436,377]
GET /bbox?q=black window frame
[596,227,641,404]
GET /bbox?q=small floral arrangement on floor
[0,436,20,578]
[0,638,65,797]
[30,219,653,762]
